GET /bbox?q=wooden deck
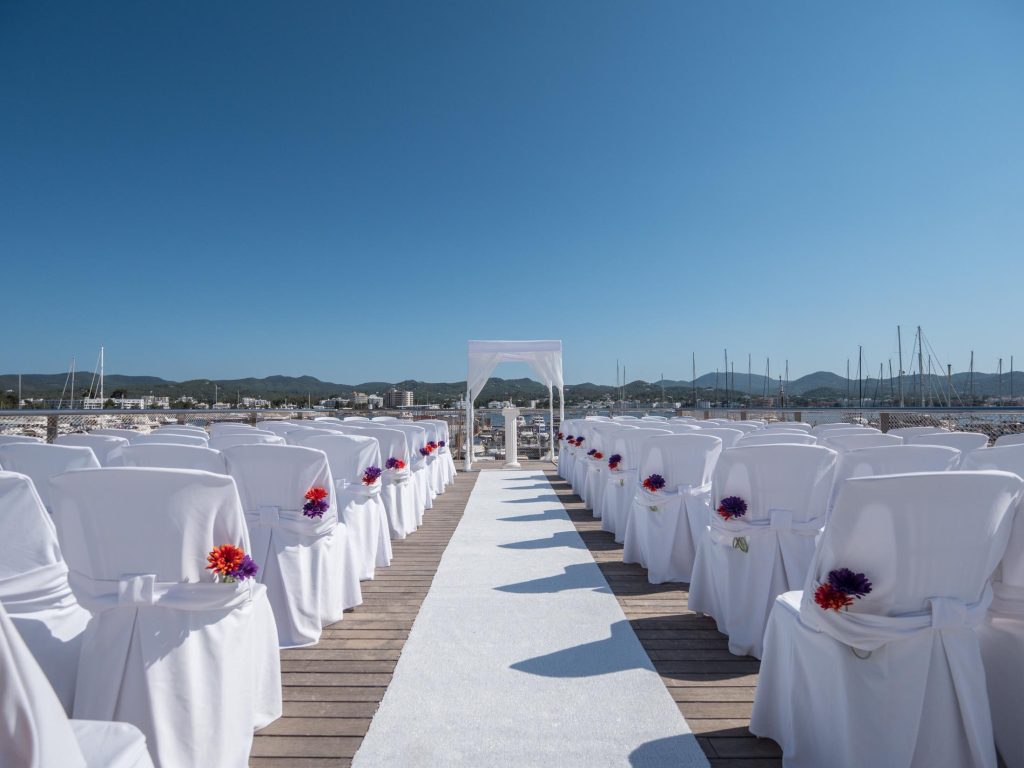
[249,472,479,767]
[545,469,783,768]
[250,464,781,766]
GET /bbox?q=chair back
[89,428,140,439]
[208,423,259,437]
[284,428,341,446]
[128,433,208,447]
[697,427,744,449]
[962,445,1024,587]
[348,427,411,466]
[614,428,673,472]
[738,432,818,446]
[822,433,903,452]
[637,434,722,490]
[151,427,208,437]
[304,434,382,487]
[223,444,336,525]
[887,426,950,439]
[55,434,129,466]
[0,471,63,579]
[0,444,100,510]
[830,444,961,512]
[764,422,812,433]
[115,444,227,474]
[208,432,285,449]
[0,434,44,445]
[907,432,990,457]
[711,444,837,525]
[994,433,1024,448]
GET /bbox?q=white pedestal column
[503,406,521,468]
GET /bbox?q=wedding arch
[465,340,565,470]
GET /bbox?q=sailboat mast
[99,345,104,402]
[897,325,905,407]
[917,326,925,408]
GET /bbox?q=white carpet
[352,469,709,768]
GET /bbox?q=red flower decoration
[814,583,854,612]
[305,487,328,502]
[207,544,245,576]
[593,452,604,460]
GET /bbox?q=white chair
[810,422,863,436]
[586,423,636,522]
[89,428,141,439]
[49,467,282,767]
[345,425,419,538]
[829,444,961,514]
[737,432,818,447]
[907,431,990,461]
[751,471,1024,768]
[994,433,1024,448]
[113,443,227,474]
[375,422,432,522]
[151,426,208,438]
[716,421,759,434]
[283,427,340,446]
[343,416,370,422]
[622,434,723,583]
[599,428,671,542]
[256,421,313,436]
[820,432,903,452]
[961,444,1024,766]
[208,423,260,437]
[0,443,100,511]
[224,444,360,646]
[888,425,950,439]
[814,427,881,439]
[421,419,457,487]
[689,444,838,658]
[0,600,155,768]
[697,427,744,449]
[0,434,44,444]
[304,434,392,580]
[56,433,129,466]
[557,419,583,481]
[0,472,90,714]
[416,421,447,497]
[571,421,604,499]
[209,431,285,450]
[128,432,208,447]
[764,422,812,433]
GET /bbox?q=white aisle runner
[352,469,709,768]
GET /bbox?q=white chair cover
[112,443,227,474]
[224,445,360,646]
[127,433,208,447]
[328,425,418,538]
[961,445,1024,766]
[0,472,90,714]
[209,431,285,449]
[150,426,208,437]
[689,444,837,658]
[343,416,370,422]
[571,420,604,499]
[994,433,1024,448]
[256,421,313,436]
[49,467,282,768]
[208,423,260,436]
[763,423,812,433]
[750,471,1024,768]
[737,432,818,446]
[55,434,130,466]
[375,423,432,521]
[0,434,45,444]
[303,434,393,581]
[820,432,903,452]
[0,444,100,511]
[283,428,341,446]
[696,427,744,449]
[713,421,759,434]
[416,421,446,496]
[89,428,142,439]
[599,428,671,542]
[811,422,865,435]
[0,600,155,768]
[888,426,950,439]
[622,434,722,583]
[584,423,636,521]
[828,444,961,515]
[422,419,457,487]
[907,431,990,462]
[557,419,582,480]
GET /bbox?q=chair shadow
[497,510,566,522]
[498,531,586,550]
[628,734,711,767]
[495,563,611,594]
[503,483,553,491]
[500,495,560,504]
[510,620,640,677]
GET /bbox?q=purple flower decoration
[362,466,382,485]
[608,453,622,469]
[642,474,666,492]
[385,456,405,470]
[827,568,873,598]
[438,440,446,448]
[232,555,259,581]
[587,449,597,456]
[716,496,748,521]
[419,446,431,457]
[566,435,575,442]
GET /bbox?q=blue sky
[2,1,1022,384]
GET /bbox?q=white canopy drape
[465,340,564,470]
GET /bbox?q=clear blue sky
[2,1,1022,384]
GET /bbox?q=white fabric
[88,428,140,439]
[326,425,419,538]
[599,428,671,542]
[821,432,903,452]
[908,431,990,461]
[751,471,1024,768]
[150,427,207,437]
[127,433,208,447]
[55,434,129,466]
[208,423,260,436]
[737,432,818,446]
[711,421,758,434]
[422,419,457,487]
[304,434,393,580]
[0,472,90,714]
[888,426,950,439]
[811,421,866,435]
[0,434,44,444]
[695,427,743,449]
[689,444,837,658]
[256,421,314,436]
[209,431,285,449]
[283,427,342,446]
[621,434,722,583]
[466,340,564,469]
[994,433,1024,448]
[830,444,960,514]
[0,444,100,511]
[582,423,634,520]
[766,421,811,431]
[376,423,432,522]
[0,600,156,768]
[49,467,281,768]
[813,426,880,438]
[224,445,360,646]
[112,443,227,474]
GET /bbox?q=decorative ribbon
[69,570,254,613]
[0,561,78,614]
[989,581,1024,618]
[635,481,712,512]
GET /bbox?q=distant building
[351,392,369,405]
[240,397,271,409]
[367,394,384,408]
[384,389,414,408]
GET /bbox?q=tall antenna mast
[917,326,925,407]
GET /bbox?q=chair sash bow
[0,561,77,613]
[70,570,254,613]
